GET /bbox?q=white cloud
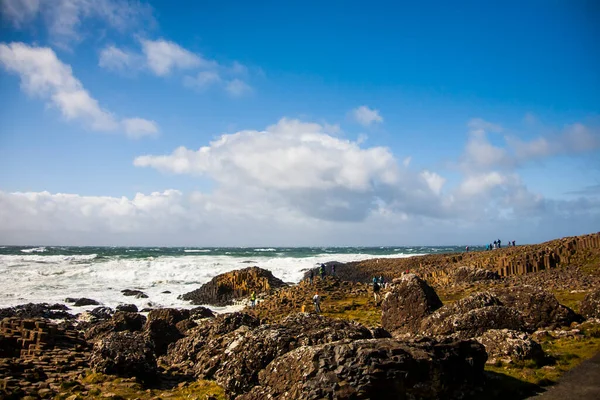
[0,42,158,137]
[140,38,209,76]
[225,78,252,97]
[122,118,158,138]
[351,105,383,127]
[183,70,222,89]
[421,170,445,195]
[1,0,153,47]
[98,45,140,71]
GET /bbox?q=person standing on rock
[331,264,336,276]
[250,291,256,308]
[313,292,321,313]
[309,269,314,285]
[373,280,381,305]
[319,264,326,280]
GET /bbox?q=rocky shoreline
[1,232,600,399]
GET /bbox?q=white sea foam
[253,248,276,252]
[20,247,47,253]
[184,249,212,253]
[0,252,418,313]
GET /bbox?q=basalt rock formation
[453,266,500,284]
[491,286,582,330]
[0,303,74,320]
[84,311,146,341]
[180,266,288,306]
[381,274,443,336]
[580,288,600,319]
[239,338,488,400]
[145,308,190,356]
[476,329,545,364]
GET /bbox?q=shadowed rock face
[381,274,443,336]
[179,266,288,306]
[579,288,600,319]
[238,338,488,400]
[145,308,191,356]
[191,313,374,396]
[420,292,527,339]
[492,286,582,330]
[89,331,156,382]
[476,329,545,364]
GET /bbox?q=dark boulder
[192,313,373,395]
[144,308,190,356]
[88,306,114,321]
[381,273,443,336]
[89,331,156,381]
[84,311,146,341]
[0,303,74,320]
[492,286,582,329]
[453,266,500,284]
[580,288,600,319]
[475,329,545,364]
[421,293,527,339]
[73,298,101,307]
[239,338,487,400]
[179,266,287,306]
[116,304,138,313]
[189,306,214,319]
[161,312,260,367]
[121,289,148,299]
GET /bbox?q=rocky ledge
[179,266,288,306]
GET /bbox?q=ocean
[0,245,469,312]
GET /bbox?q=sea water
[0,245,466,313]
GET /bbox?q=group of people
[485,239,516,250]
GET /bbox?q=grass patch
[552,289,589,312]
[55,371,226,400]
[321,296,381,327]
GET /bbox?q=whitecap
[21,247,47,253]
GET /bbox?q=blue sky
[0,0,599,246]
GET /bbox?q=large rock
[84,311,146,341]
[239,338,487,400]
[89,331,156,381]
[580,288,600,319]
[144,308,190,356]
[192,313,373,395]
[492,286,582,329]
[179,266,288,306]
[381,273,443,336]
[453,266,500,284]
[476,329,545,364]
[0,303,74,320]
[161,312,260,368]
[421,292,527,339]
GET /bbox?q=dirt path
[530,352,600,399]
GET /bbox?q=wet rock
[476,329,545,364]
[89,331,156,381]
[72,298,100,307]
[115,304,138,313]
[192,313,373,395]
[239,338,487,400]
[179,266,288,306]
[88,307,114,321]
[144,308,190,356]
[453,266,500,283]
[492,286,582,329]
[580,288,600,319]
[121,289,148,299]
[189,306,214,319]
[381,273,443,336]
[421,293,526,339]
[0,303,74,320]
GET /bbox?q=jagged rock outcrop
[421,292,527,339]
[492,286,582,329]
[580,288,600,319]
[476,329,545,364]
[0,303,74,320]
[381,274,443,336]
[116,304,138,313]
[453,266,500,283]
[161,312,260,367]
[89,331,156,381]
[179,266,288,306]
[84,311,146,341]
[144,308,190,356]
[191,313,373,395]
[239,338,488,400]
